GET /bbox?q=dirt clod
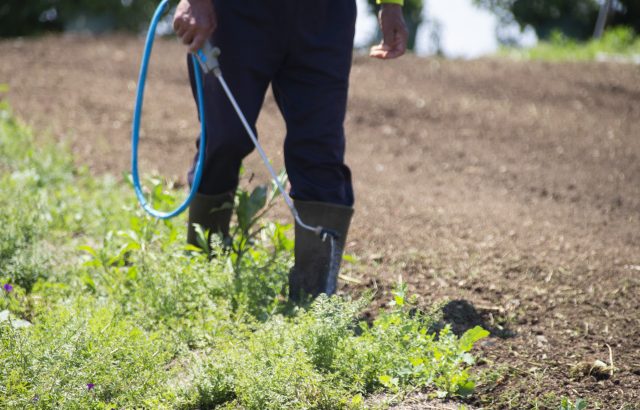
[570,360,615,381]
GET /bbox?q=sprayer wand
[131,0,337,241]
[194,44,339,241]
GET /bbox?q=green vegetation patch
[502,27,640,62]
[0,100,488,409]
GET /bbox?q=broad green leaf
[236,185,267,232]
[458,326,489,352]
[268,169,288,203]
[461,352,475,365]
[409,357,424,367]
[77,245,97,256]
[576,399,588,410]
[193,224,210,255]
[271,223,294,251]
[457,380,475,397]
[184,243,203,252]
[236,190,251,231]
[351,394,363,405]
[379,374,391,384]
[378,374,398,387]
[81,273,96,292]
[248,185,267,216]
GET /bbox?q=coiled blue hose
[133,1,341,293]
[131,0,206,219]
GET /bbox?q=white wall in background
[355,0,378,48]
[417,0,498,57]
[355,0,537,58]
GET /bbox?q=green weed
[559,397,588,410]
[0,102,488,408]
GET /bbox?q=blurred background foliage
[503,25,640,60]
[0,0,428,50]
[1,0,428,46]
[473,0,640,40]
[0,0,638,56]
[0,0,158,37]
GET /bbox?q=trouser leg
[272,0,357,206]
[186,1,288,195]
[185,0,285,248]
[186,57,268,196]
[272,0,357,298]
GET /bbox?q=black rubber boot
[186,192,234,250]
[288,200,353,302]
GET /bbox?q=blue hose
[131,0,206,219]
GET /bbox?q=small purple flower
[2,284,12,293]
[87,383,95,391]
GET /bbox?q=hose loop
[131,0,206,219]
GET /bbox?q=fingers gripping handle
[194,42,221,75]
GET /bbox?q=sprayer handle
[194,42,221,75]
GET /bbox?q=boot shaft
[289,200,353,302]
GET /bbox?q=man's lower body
[186,0,357,301]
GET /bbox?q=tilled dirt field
[1,35,639,409]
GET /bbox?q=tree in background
[609,0,640,33]
[473,0,640,40]
[0,0,157,37]
[368,0,425,50]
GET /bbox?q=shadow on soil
[437,300,516,339]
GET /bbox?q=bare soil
[1,35,639,409]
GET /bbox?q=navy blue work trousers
[187,0,356,207]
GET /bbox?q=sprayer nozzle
[195,42,221,74]
[319,228,340,242]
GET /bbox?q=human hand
[369,4,408,59]
[173,0,217,53]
